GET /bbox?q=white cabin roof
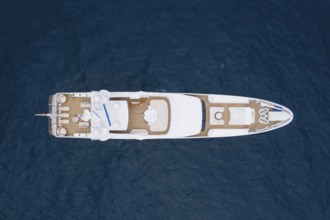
[167,95,202,137]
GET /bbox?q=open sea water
[0,0,330,219]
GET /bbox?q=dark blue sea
[1,0,330,219]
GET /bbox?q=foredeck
[191,95,279,136]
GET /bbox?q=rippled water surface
[0,0,330,219]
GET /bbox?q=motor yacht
[36,90,293,140]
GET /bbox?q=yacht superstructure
[37,90,293,140]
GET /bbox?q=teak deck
[57,95,91,136]
[190,95,278,136]
[110,96,171,135]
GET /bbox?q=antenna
[35,113,51,117]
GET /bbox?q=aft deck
[55,94,91,136]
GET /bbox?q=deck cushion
[229,107,252,125]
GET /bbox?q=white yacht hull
[41,90,293,141]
